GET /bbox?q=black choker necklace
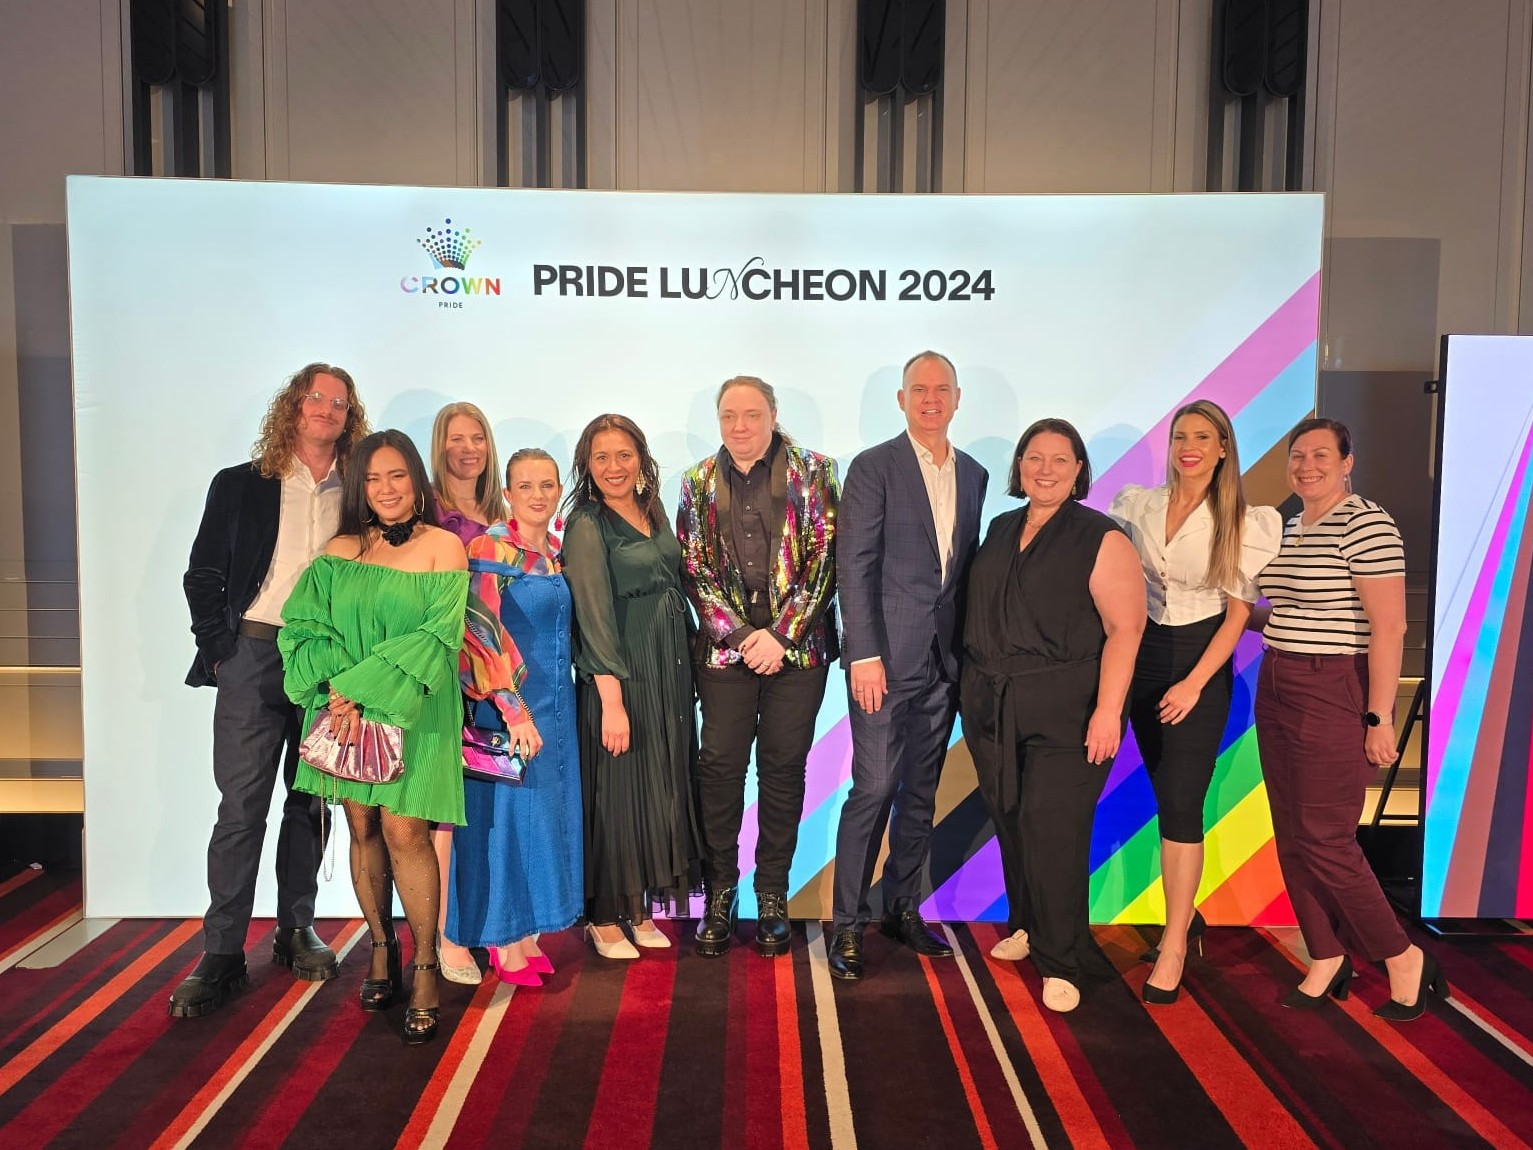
[378,515,419,546]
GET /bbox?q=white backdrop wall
[67,178,1322,917]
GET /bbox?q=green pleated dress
[279,555,470,825]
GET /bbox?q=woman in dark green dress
[563,414,700,958]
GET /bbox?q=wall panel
[1323,0,1527,366]
[273,0,470,186]
[963,0,1168,193]
[621,0,826,191]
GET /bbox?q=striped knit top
[1257,494,1405,655]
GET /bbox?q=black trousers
[962,658,1113,984]
[203,634,324,954]
[1126,615,1232,844]
[694,661,830,894]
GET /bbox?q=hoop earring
[414,491,426,516]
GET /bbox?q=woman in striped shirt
[1253,418,1444,1021]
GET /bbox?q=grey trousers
[202,633,324,954]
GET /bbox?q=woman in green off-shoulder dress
[279,430,468,1045]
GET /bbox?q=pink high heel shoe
[489,948,543,987]
[525,952,554,975]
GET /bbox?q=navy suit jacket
[837,433,987,682]
[182,463,282,688]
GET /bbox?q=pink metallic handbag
[299,707,404,785]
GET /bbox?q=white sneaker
[1042,977,1080,1013]
[990,929,1030,961]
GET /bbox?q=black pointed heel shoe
[358,937,401,1012]
[1281,955,1353,1009]
[1142,960,1184,1006]
[1373,952,1447,1022]
[403,962,440,1046]
[1141,908,1206,964]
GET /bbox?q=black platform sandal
[403,961,440,1046]
[358,937,401,1012]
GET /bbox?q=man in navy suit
[828,350,987,979]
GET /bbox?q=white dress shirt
[1108,484,1282,625]
[908,431,958,582]
[244,460,344,626]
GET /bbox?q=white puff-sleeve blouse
[1108,484,1283,626]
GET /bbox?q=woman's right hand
[329,694,361,745]
[602,701,631,756]
[507,717,543,760]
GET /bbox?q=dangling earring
[554,515,564,532]
[635,476,648,496]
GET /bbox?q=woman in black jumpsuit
[960,419,1146,1013]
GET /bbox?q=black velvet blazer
[182,462,281,687]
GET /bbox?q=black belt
[971,654,1098,816]
[238,619,282,641]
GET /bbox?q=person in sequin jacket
[676,376,839,958]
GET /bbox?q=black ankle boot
[694,885,738,958]
[168,952,248,1018]
[755,891,790,956]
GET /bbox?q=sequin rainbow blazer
[676,440,840,671]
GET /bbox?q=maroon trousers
[1254,648,1409,963]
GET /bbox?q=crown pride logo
[417,218,482,270]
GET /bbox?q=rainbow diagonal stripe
[729,272,1323,926]
[1424,405,1533,918]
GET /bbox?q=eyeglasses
[302,392,350,412]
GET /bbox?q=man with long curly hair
[171,363,369,1017]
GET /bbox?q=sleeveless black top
[963,498,1122,670]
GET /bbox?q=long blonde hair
[1166,399,1247,593]
[430,402,507,523]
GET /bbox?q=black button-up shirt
[728,438,776,598]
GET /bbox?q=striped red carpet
[2,865,1533,1149]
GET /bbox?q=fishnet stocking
[379,808,439,1013]
[342,801,395,980]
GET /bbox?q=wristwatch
[1363,711,1390,727]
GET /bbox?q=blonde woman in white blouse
[1109,400,1281,1005]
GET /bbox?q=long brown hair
[335,430,440,555]
[563,414,664,530]
[1166,399,1247,592]
[250,363,369,479]
[429,401,507,523]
